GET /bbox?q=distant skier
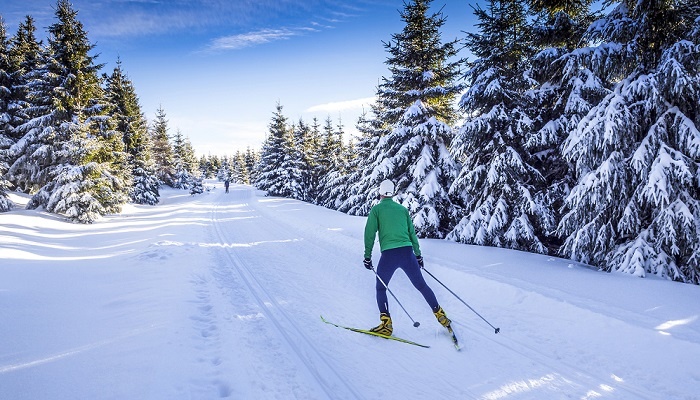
[224,179,230,193]
[363,179,451,336]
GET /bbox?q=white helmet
[378,179,395,197]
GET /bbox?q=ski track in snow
[205,189,364,399]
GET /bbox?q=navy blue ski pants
[375,246,438,314]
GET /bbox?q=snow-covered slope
[1,183,698,399]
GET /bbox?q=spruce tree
[7,16,42,146]
[230,152,241,184]
[181,136,198,174]
[218,157,232,183]
[316,116,346,207]
[244,147,258,184]
[104,59,159,205]
[305,117,324,203]
[255,102,290,195]
[334,113,376,214]
[6,16,44,193]
[354,0,462,238]
[209,154,222,179]
[0,18,13,146]
[130,134,160,205]
[559,0,700,283]
[278,121,306,201]
[291,118,313,201]
[231,151,249,184]
[0,159,11,211]
[390,99,459,238]
[198,155,209,178]
[171,129,192,189]
[150,105,175,187]
[9,0,126,222]
[0,19,14,211]
[527,0,602,249]
[189,176,204,195]
[448,0,551,252]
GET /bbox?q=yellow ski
[321,315,429,348]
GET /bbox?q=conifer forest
[1,0,699,284]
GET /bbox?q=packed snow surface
[1,182,699,399]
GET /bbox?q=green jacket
[364,197,421,259]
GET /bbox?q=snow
[1,182,699,400]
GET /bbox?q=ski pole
[423,267,500,334]
[372,267,420,327]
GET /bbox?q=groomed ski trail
[206,187,364,399]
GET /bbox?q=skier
[224,179,230,193]
[363,179,451,336]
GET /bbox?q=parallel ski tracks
[210,198,364,400]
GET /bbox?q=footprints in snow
[190,274,233,398]
[137,240,196,261]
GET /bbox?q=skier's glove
[416,255,424,268]
[363,258,373,270]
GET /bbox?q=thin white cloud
[306,97,376,113]
[204,28,302,52]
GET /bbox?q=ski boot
[369,312,393,336]
[433,306,451,328]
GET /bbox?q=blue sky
[2,0,479,156]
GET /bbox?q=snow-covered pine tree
[335,111,380,214]
[171,129,192,189]
[6,16,42,148]
[189,176,204,195]
[7,42,56,197]
[316,117,348,208]
[388,99,459,238]
[181,136,198,174]
[358,0,462,238]
[202,154,221,179]
[232,150,250,184]
[321,133,357,211]
[244,147,259,184]
[320,117,344,174]
[150,105,175,187]
[130,147,160,205]
[559,0,700,283]
[254,102,288,195]
[104,59,159,205]
[0,18,13,145]
[218,156,232,183]
[10,0,127,222]
[290,118,313,201]
[277,120,306,201]
[527,0,603,249]
[6,16,43,193]
[0,158,11,211]
[448,0,551,252]
[304,117,324,203]
[0,19,14,212]
[53,1,129,220]
[83,98,130,216]
[197,155,209,178]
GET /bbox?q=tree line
[0,0,698,284]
